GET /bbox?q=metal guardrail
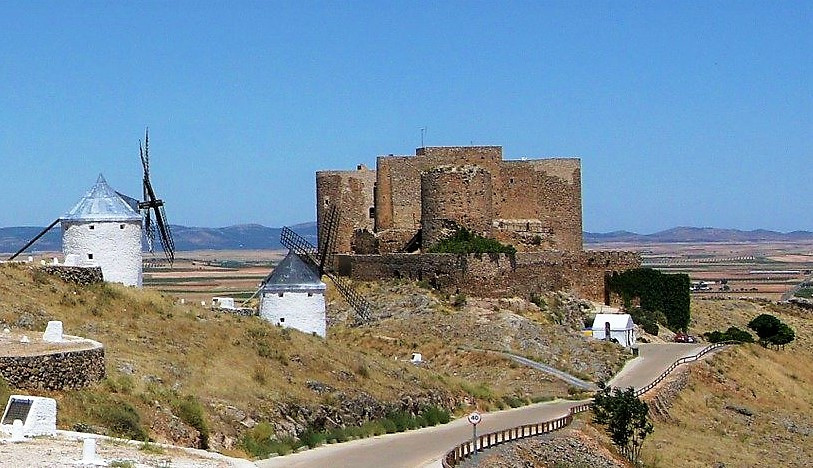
[442,403,592,468]
[441,342,737,467]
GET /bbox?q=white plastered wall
[62,220,143,287]
[259,290,326,337]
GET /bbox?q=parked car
[674,332,697,343]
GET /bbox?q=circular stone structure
[421,164,494,249]
[0,332,105,390]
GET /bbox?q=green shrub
[428,227,516,255]
[97,400,148,441]
[705,326,754,343]
[240,422,298,458]
[297,428,325,448]
[607,269,690,331]
[174,395,209,449]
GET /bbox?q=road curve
[256,343,705,468]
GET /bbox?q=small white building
[61,174,143,287]
[592,313,636,348]
[259,251,327,337]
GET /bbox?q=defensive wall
[337,250,641,303]
[316,146,583,255]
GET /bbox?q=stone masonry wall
[0,343,105,390]
[421,165,493,248]
[338,251,641,303]
[40,266,103,285]
[316,166,376,255]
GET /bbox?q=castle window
[510,178,514,184]
[89,225,95,230]
[369,207,375,218]
[87,253,94,260]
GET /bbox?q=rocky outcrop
[645,367,689,421]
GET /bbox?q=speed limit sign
[467,411,481,425]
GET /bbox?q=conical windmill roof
[262,251,325,291]
[62,174,142,222]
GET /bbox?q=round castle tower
[421,165,494,249]
[61,174,143,287]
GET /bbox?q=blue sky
[1,1,810,232]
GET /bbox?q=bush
[428,227,517,255]
[97,400,148,441]
[704,326,754,343]
[174,395,209,449]
[607,269,690,331]
[240,422,298,458]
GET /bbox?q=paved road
[257,343,705,468]
[495,351,596,391]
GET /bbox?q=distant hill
[584,226,813,244]
[0,222,317,254]
[2,223,811,253]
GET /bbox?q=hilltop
[0,263,624,459]
[3,223,812,254]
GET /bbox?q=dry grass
[0,263,461,453]
[640,299,813,467]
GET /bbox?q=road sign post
[467,412,481,466]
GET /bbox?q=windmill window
[87,253,94,260]
[307,292,313,297]
[278,292,284,297]
[89,225,95,230]
[279,317,285,323]
[120,224,125,229]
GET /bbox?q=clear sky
[1,1,810,233]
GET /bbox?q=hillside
[4,223,813,254]
[640,299,813,467]
[0,263,626,459]
[0,223,318,254]
[584,227,813,244]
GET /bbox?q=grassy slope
[0,264,457,453]
[641,299,813,467]
[0,264,628,457]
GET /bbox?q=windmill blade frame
[7,218,61,261]
[137,128,175,265]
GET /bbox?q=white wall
[593,328,636,347]
[62,220,142,287]
[259,290,326,337]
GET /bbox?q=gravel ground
[0,433,254,467]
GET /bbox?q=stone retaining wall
[0,340,105,390]
[40,266,104,285]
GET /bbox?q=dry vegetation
[0,262,629,460]
[640,299,813,467]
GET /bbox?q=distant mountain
[585,226,813,244]
[2,223,810,254]
[0,222,318,254]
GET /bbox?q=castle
[316,146,639,303]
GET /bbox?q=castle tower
[259,251,327,337]
[421,165,494,249]
[61,174,143,287]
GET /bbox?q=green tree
[769,323,795,349]
[748,314,782,343]
[592,387,653,464]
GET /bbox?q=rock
[724,404,755,417]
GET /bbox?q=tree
[592,387,653,464]
[748,314,795,349]
[748,314,782,343]
[769,323,795,349]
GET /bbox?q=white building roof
[62,174,142,222]
[592,313,634,331]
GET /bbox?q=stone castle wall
[421,165,493,248]
[337,250,641,303]
[317,146,583,255]
[316,166,376,254]
[0,341,105,390]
